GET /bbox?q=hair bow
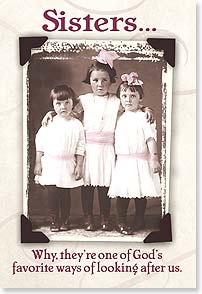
[121,72,143,86]
[92,50,119,68]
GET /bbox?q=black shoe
[101,221,111,231]
[100,216,111,231]
[60,223,70,231]
[50,223,60,232]
[85,223,95,231]
[84,216,95,231]
[50,216,60,232]
[116,223,133,235]
[60,216,70,231]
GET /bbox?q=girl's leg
[116,197,132,235]
[60,188,71,231]
[46,185,60,232]
[97,186,111,231]
[81,186,95,231]
[134,197,147,231]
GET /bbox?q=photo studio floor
[32,214,161,242]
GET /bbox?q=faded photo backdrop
[25,40,167,230]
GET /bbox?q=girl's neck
[93,92,109,98]
[125,109,141,113]
[56,114,72,120]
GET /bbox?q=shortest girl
[34,85,85,232]
[108,73,161,235]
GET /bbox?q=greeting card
[0,0,196,289]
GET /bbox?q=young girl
[42,51,154,232]
[34,84,85,232]
[108,72,161,235]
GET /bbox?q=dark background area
[26,46,163,227]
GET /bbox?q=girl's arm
[34,151,44,175]
[74,155,84,180]
[147,138,161,173]
[74,122,85,180]
[72,99,84,121]
[41,111,56,126]
[117,103,124,117]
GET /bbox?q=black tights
[116,197,147,222]
[46,185,71,222]
[116,198,130,220]
[81,186,111,217]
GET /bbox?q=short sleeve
[75,121,86,156]
[143,120,157,142]
[35,127,46,152]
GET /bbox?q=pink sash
[86,132,114,145]
[47,154,75,160]
[117,153,150,160]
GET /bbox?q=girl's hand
[150,159,161,174]
[74,164,83,181]
[41,111,55,126]
[34,162,42,176]
[144,107,154,124]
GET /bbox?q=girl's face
[90,70,111,96]
[53,98,73,118]
[120,88,141,112]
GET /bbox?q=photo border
[21,38,174,243]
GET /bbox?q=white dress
[35,115,85,188]
[108,111,161,198]
[77,93,120,187]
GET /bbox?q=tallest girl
[42,50,153,231]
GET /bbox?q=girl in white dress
[108,72,161,235]
[42,51,154,232]
[34,85,85,232]
[42,51,121,231]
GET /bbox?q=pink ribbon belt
[117,153,150,160]
[86,132,114,145]
[47,154,75,160]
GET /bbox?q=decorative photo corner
[21,37,174,243]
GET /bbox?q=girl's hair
[49,84,77,107]
[116,82,144,99]
[82,61,117,84]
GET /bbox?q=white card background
[0,0,196,288]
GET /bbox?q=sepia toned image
[23,39,173,242]
[0,0,196,289]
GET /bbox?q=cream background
[0,0,196,289]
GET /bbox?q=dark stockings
[81,186,111,218]
[116,197,147,230]
[47,185,71,225]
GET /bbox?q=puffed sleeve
[35,126,46,152]
[143,118,157,142]
[75,121,86,156]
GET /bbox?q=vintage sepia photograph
[23,39,173,242]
